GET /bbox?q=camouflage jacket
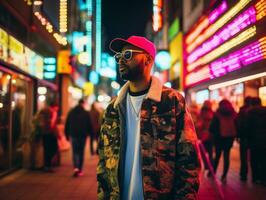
[97,76,201,200]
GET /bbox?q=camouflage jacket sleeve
[97,110,109,200]
[174,96,201,200]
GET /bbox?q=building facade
[0,0,66,176]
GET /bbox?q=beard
[119,64,144,81]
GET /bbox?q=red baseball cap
[109,36,156,60]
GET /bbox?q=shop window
[0,71,11,173]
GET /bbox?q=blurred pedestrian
[188,103,200,126]
[89,102,101,155]
[210,99,237,183]
[97,35,201,199]
[65,99,93,177]
[235,96,252,181]
[48,102,60,166]
[34,107,58,172]
[197,100,214,173]
[247,97,266,185]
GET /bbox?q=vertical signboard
[57,50,71,74]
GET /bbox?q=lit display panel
[187,6,258,65]
[186,1,228,45]
[185,36,266,87]
[186,0,252,53]
[184,0,266,88]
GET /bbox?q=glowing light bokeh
[185,36,266,87]
[187,26,257,71]
[187,6,257,65]
[186,0,251,53]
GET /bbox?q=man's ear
[145,55,153,65]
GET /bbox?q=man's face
[117,45,147,81]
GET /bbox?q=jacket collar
[114,76,162,108]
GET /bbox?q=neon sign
[187,25,257,71]
[186,0,252,53]
[187,6,257,65]
[210,36,266,78]
[185,36,266,87]
[186,1,228,45]
[184,0,266,88]
[153,0,163,32]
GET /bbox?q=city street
[1,0,266,199]
[0,142,266,200]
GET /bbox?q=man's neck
[129,76,151,93]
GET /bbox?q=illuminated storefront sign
[57,50,71,74]
[0,28,8,61]
[0,30,44,79]
[43,57,56,80]
[86,21,92,67]
[210,37,266,78]
[187,6,259,65]
[168,18,180,42]
[169,32,183,83]
[187,26,257,71]
[25,47,44,79]
[186,0,251,53]
[186,1,228,45]
[185,65,210,87]
[9,36,24,69]
[33,54,44,79]
[184,0,266,88]
[95,0,102,71]
[153,0,163,32]
[185,36,266,87]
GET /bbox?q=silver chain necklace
[129,95,141,119]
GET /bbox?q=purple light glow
[185,37,266,87]
[187,6,257,64]
[210,38,266,78]
[186,1,227,45]
[209,1,228,23]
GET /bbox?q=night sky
[102,0,153,53]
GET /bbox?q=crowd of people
[193,97,266,185]
[31,99,103,176]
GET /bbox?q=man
[65,99,93,177]
[236,96,252,181]
[97,36,201,199]
[247,97,266,185]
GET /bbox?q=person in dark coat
[247,97,266,185]
[65,99,93,177]
[209,99,237,183]
[235,96,252,181]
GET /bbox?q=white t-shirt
[122,92,146,200]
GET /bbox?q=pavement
[0,142,266,200]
